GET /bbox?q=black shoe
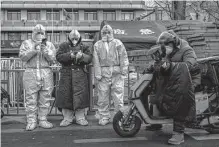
[145,124,163,131]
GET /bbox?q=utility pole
[155,5,159,20]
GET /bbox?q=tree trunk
[172,1,186,20]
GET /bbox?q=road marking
[74,137,148,143]
[185,129,219,140]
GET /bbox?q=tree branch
[154,0,173,19]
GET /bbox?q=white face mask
[35,34,44,42]
[102,33,113,42]
[165,46,173,56]
[72,40,77,46]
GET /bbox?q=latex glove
[70,51,76,59]
[35,42,41,52]
[96,76,102,81]
[161,60,171,70]
[41,45,49,55]
[76,50,83,59]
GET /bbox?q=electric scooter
[113,53,219,137]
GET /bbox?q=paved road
[2,122,219,147]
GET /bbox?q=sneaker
[76,119,89,126]
[145,124,162,131]
[168,131,184,145]
[26,122,37,131]
[99,118,110,126]
[39,120,53,129]
[60,119,72,127]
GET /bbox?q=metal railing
[1,58,141,116]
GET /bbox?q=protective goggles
[36,32,45,35]
[102,31,111,35]
[70,38,79,41]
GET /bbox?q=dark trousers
[173,119,185,133]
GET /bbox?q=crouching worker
[19,24,56,131]
[146,30,200,145]
[55,30,92,126]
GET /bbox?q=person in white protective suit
[93,25,129,125]
[19,24,56,131]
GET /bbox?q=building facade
[1,0,169,57]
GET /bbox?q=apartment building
[1,0,169,57]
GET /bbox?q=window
[47,11,60,20]
[27,11,40,20]
[8,32,21,40]
[27,32,32,39]
[84,32,95,39]
[7,11,21,20]
[1,32,8,41]
[84,12,97,20]
[47,32,60,43]
[121,12,134,20]
[103,12,116,20]
[72,12,79,20]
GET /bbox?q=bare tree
[172,1,186,20]
[154,0,219,21]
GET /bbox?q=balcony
[1,20,101,31]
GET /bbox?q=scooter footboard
[133,99,173,124]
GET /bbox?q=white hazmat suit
[93,25,129,125]
[19,24,56,131]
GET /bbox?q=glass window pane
[7,13,12,20]
[84,13,88,20]
[47,11,60,20]
[84,12,97,20]
[27,12,40,20]
[7,11,21,20]
[8,32,21,40]
[121,12,133,20]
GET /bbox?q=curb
[1,115,98,125]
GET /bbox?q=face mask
[102,33,113,42]
[102,35,107,42]
[165,46,173,56]
[71,38,79,46]
[35,34,44,42]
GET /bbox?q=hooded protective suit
[93,25,129,121]
[19,24,56,130]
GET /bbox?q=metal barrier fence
[1,58,140,116]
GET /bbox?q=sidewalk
[1,114,114,133]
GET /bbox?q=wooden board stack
[186,25,219,58]
[127,49,153,73]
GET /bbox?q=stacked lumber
[127,49,153,73]
[187,34,219,58]
[186,25,219,58]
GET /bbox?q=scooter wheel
[113,110,141,137]
[1,109,4,118]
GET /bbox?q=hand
[35,42,41,52]
[70,51,75,59]
[161,61,170,70]
[40,44,47,54]
[76,50,83,59]
[96,76,102,81]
